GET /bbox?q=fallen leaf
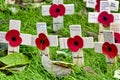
[42,55,72,76]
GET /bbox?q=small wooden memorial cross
[31,22,58,57]
[110,23,120,59]
[59,25,94,66]
[94,30,120,64]
[42,0,74,31]
[0,20,32,54]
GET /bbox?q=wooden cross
[110,23,120,59]
[94,30,120,64]
[0,20,32,54]
[86,0,119,12]
[59,25,94,66]
[42,0,74,31]
[31,22,58,57]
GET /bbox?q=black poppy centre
[107,46,112,52]
[40,39,45,44]
[103,16,108,21]
[56,8,60,13]
[12,36,17,41]
[115,38,118,43]
[74,41,79,46]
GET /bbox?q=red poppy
[35,33,50,50]
[49,4,65,18]
[98,11,114,27]
[114,32,120,43]
[95,0,100,12]
[5,29,22,47]
[102,42,118,58]
[67,36,84,52]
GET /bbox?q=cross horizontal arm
[0,31,7,43]
[88,12,120,23]
[88,12,99,23]
[31,35,58,47]
[21,34,32,46]
[42,4,74,16]
[42,5,51,16]
[64,4,74,15]
[95,42,120,54]
[59,37,94,49]
[83,37,94,48]
[59,38,68,49]
[94,42,103,53]
[48,35,58,47]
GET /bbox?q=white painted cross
[42,0,74,31]
[86,0,119,12]
[94,30,120,64]
[31,22,58,57]
[110,23,120,59]
[0,20,32,54]
[59,25,94,66]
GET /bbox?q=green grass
[0,0,120,80]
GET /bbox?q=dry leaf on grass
[41,55,72,77]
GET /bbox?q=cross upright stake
[59,25,94,66]
[42,0,74,31]
[110,23,120,59]
[8,20,21,54]
[95,30,120,64]
[0,20,32,55]
[31,22,58,57]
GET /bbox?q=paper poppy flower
[114,32,120,43]
[5,29,22,47]
[95,0,100,12]
[102,42,118,58]
[67,36,84,52]
[49,4,65,18]
[35,33,50,50]
[98,11,114,27]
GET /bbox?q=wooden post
[0,20,32,55]
[110,23,120,59]
[31,22,58,57]
[95,30,120,64]
[42,0,74,31]
[8,20,21,54]
[59,25,94,66]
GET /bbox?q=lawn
[0,0,119,80]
